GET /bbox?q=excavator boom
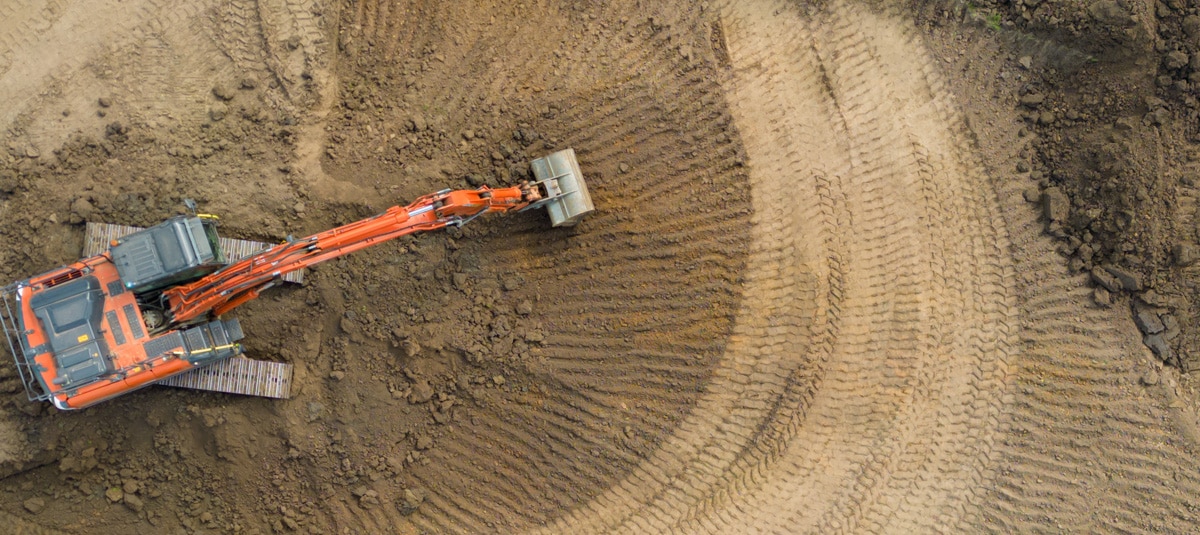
[165,183,536,324]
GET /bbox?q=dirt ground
[2,0,1200,533]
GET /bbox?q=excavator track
[155,356,292,399]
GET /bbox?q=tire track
[0,0,318,149]
[258,0,326,105]
[0,0,172,133]
[213,0,324,109]
[531,0,1018,532]
[0,0,328,153]
[977,180,1200,532]
[214,0,288,101]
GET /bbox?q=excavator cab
[524,148,595,227]
[111,216,226,294]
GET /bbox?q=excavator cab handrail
[0,285,48,402]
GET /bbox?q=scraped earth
[2,0,1200,533]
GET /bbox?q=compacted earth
[1,0,1200,533]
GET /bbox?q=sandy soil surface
[1,0,1200,533]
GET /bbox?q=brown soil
[1,0,1200,533]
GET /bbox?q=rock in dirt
[105,122,127,137]
[1093,287,1112,308]
[212,84,236,101]
[403,338,421,358]
[1019,92,1045,108]
[1146,108,1168,127]
[516,300,533,316]
[1091,268,1121,293]
[70,197,94,224]
[209,104,228,122]
[306,401,325,423]
[1139,287,1167,306]
[124,493,144,513]
[1185,15,1200,37]
[23,497,45,514]
[282,516,299,531]
[398,488,425,515]
[1173,242,1199,267]
[106,487,124,503]
[525,329,545,343]
[1022,187,1040,203]
[1041,187,1069,223]
[98,97,112,108]
[414,434,433,451]
[407,114,428,132]
[1164,51,1190,71]
[359,489,380,508]
[1133,304,1165,335]
[1163,314,1181,341]
[1104,265,1143,292]
[1144,333,1174,363]
[409,380,434,404]
[1088,0,1130,25]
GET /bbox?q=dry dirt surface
[3,0,1200,533]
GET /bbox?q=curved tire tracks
[539,2,1200,533]
[534,1,1018,531]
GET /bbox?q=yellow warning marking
[77,334,90,343]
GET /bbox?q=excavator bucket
[526,148,594,227]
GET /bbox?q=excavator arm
[164,183,541,324]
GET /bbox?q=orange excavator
[0,149,593,410]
